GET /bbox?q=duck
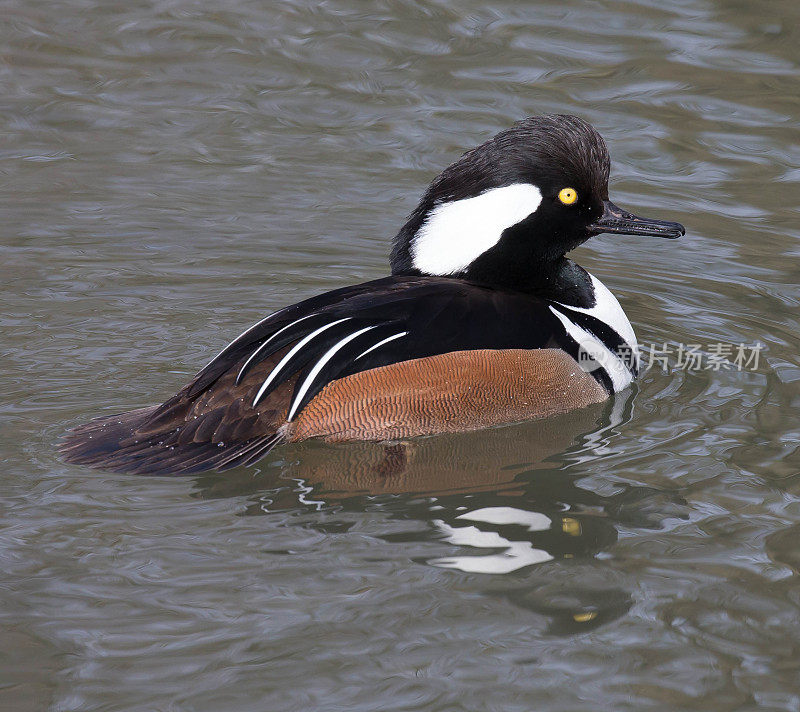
[61,114,684,475]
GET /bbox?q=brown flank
[290,348,607,442]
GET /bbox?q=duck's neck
[523,257,595,307]
[459,256,596,307]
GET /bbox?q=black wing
[193,275,585,421]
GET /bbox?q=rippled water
[3,0,800,709]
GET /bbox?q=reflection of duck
[191,401,685,635]
[62,115,683,475]
[283,401,610,498]
[503,585,633,636]
[430,505,617,574]
[433,499,633,634]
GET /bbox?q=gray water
[3,1,800,710]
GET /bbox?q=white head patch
[411,183,543,275]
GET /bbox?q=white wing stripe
[202,310,279,369]
[237,313,317,384]
[354,331,408,361]
[251,318,351,407]
[287,325,381,421]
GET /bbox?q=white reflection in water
[430,506,554,574]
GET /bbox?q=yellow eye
[558,187,578,205]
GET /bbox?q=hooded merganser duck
[61,114,684,475]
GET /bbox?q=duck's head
[391,114,684,290]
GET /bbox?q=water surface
[3,1,800,710]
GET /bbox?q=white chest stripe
[412,183,543,275]
[287,325,381,421]
[553,272,639,370]
[252,318,351,408]
[549,306,634,393]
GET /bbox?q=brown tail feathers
[60,405,285,476]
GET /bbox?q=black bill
[589,200,685,239]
